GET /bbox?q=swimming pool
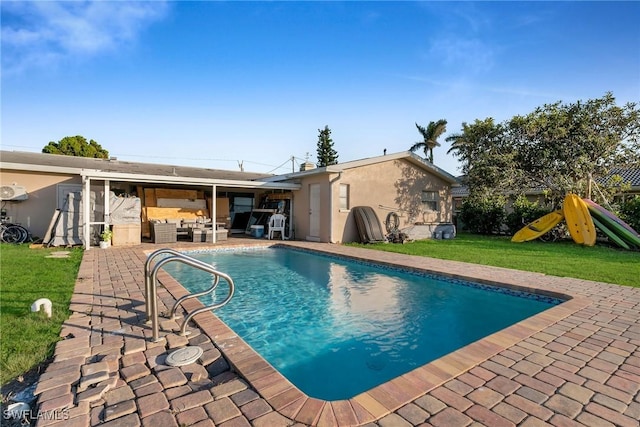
[164,247,562,400]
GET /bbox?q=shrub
[505,195,552,234]
[459,195,506,234]
[618,196,640,233]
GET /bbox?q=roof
[608,168,640,187]
[0,150,463,189]
[451,167,640,198]
[0,150,271,181]
[263,151,460,185]
[451,185,470,197]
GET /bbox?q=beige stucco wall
[292,159,453,243]
[290,175,333,242]
[0,170,81,238]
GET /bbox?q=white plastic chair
[268,214,287,240]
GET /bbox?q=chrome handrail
[144,248,222,321]
[144,248,186,321]
[171,269,234,337]
[145,249,235,342]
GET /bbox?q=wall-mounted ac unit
[0,185,29,201]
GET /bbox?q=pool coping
[153,241,592,426]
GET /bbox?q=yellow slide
[511,210,564,242]
[563,193,596,246]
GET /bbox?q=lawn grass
[0,244,83,385]
[349,233,640,287]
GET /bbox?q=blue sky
[2,1,639,175]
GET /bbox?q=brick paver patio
[32,240,640,426]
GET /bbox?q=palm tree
[446,118,504,174]
[410,119,447,163]
[446,131,468,158]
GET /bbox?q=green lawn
[0,244,83,385]
[349,233,640,287]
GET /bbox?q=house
[0,151,299,247]
[263,151,460,243]
[0,150,459,247]
[606,168,640,200]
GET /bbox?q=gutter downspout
[328,172,342,243]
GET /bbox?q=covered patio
[79,170,300,250]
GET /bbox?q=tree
[410,119,447,163]
[42,135,109,158]
[316,125,338,167]
[446,118,520,196]
[507,92,640,201]
[449,93,640,208]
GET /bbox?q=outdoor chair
[268,214,287,240]
[151,221,177,244]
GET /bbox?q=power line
[2,145,313,174]
[267,158,295,174]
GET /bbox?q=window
[339,184,350,210]
[422,190,438,211]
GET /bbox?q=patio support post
[83,177,91,250]
[289,194,294,239]
[104,180,110,233]
[212,184,217,243]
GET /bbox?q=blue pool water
[164,247,561,400]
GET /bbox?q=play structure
[512,193,640,250]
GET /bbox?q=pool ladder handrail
[144,248,235,342]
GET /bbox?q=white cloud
[428,37,494,73]
[1,1,169,75]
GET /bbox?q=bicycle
[539,223,568,243]
[0,221,31,243]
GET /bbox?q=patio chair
[268,214,287,240]
[151,221,177,244]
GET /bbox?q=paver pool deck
[33,240,640,427]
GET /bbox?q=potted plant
[99,228,113,249]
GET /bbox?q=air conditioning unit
[0,185,29,201]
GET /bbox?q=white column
[83,177,91,250]
[104,180,110,230]
[212,185,217,243]
[288,194,294,239]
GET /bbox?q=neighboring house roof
[451,185,469,197]
[607,168,640,188]
[451,167,640,199]
[0,150,272,181]
[262,151,460,185]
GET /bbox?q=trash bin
[433,231,442,239]
[250,225,264,238]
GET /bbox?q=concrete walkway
[33,240,640,426]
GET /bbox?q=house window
[422,190,438,211]
[339,184,350,210]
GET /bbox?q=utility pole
[291,156,295,173]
